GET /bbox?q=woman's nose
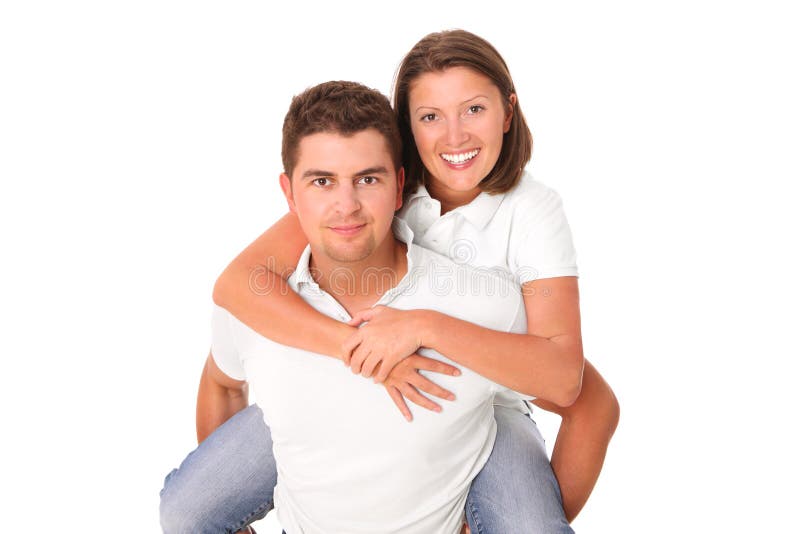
[446,118,469,147]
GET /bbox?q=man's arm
[196,352,248,443]
[533,361,620,522]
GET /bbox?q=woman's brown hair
[392,29,533,199]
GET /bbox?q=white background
[2,1,799,532]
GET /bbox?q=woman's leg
[160,404,277,534]
[466,405,574,534]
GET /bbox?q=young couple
[161,30,619,534]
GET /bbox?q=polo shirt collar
[292,217,418,296]
[292,245,319,292]
[406,184,505,230]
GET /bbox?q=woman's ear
[395,167,405,211]
[504,94,517,133]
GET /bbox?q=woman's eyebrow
[460,94,490,105]
[414,95,490,113]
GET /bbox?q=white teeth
[440,149,479,164]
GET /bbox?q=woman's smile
[409,66,513,203]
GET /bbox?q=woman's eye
[467,105,484,114]
[420,113,437,122]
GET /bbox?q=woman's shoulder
[501,171,566,219]
[501,172,578,279]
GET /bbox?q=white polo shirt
[397,172,578,284]
[397,172,579,413]
[212,220,528,534]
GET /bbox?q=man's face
[280,129,404,265]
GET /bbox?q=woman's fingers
[347,307,379,326]
[349,345,371,374]
[407,354,461,376]
[409,373,456,401]
[385,385,412,422]
[373,353,405,383]
[340,332,362,366]
[361,352,383,379]
[399,383,442,413]
[346,309,369,326]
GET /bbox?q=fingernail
[447,394,455,401]
[453,369,461,376]
[435,406,442,412]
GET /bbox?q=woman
[162,30,618,534]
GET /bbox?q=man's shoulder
[401,245,524,332]
[410,243,518,289]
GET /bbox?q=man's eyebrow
[354,166,389,176]
[414,95,489,114]
[301,169,334,179]
[300,166,389,180]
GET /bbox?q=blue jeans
[160,404,573,534]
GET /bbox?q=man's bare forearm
[533,361,619,521]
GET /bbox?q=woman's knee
[159,471,209,534]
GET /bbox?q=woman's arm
[346,276,584,407]
[213,213,459,414]
[212,212,353,359]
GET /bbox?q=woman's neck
[426,179,482,215]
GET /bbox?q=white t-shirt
[397,172,578,412]
[212,220,528,534]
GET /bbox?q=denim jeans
[160,404,573,534]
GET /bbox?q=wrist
[333,320,358,362]
[415,309,439,348]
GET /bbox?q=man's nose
[334,184,361,214]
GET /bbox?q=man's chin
[322,244,374,264]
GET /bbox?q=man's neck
[309,238,409,315]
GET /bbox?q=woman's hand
[343,306,429,382]
[381,353,460,421]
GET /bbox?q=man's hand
[381,353,460,421]
[343,306,426,381]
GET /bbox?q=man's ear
[395,166,405,211]
[503,94,517,133]
[279,173,297,213]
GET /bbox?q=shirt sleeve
[510,182,579,284]
[210,304,246,381]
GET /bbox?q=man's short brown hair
[281,81,403,177]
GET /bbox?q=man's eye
[313,178,330,186]
[359,176,377,185]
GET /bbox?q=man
[162,81,554,534]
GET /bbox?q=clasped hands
[342,306,459,421]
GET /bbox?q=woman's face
[408,66,514,202]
